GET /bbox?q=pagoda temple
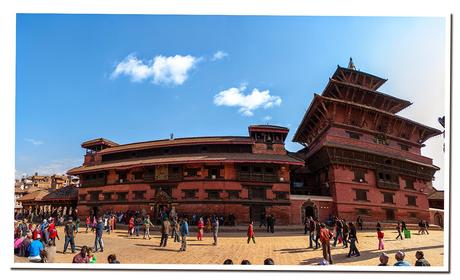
[290,58,442,223]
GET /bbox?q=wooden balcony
[377,180,400,190]
[237,173,280,183]
[81,178,106,187]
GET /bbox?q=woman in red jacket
[377,228,384,250]
[128,216,135,236]
[247,221,256,244]
[48,219,59,246]
[197,218,204,241]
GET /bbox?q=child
[377,228,384,250]
[87,247,97,263]
[247,221,256,244]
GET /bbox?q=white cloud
[33,159,82,176]
[263,116,272,122]
[111,54,199,85]
[25,138,43,146]
[213,85,282,116]
[212,50,228,61]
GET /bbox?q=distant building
[428,188,444,227]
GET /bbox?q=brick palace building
[67,60,443,225]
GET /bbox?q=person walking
[319,223,333,264]
[377,228,384,250]
[48,219,59,246]
[128,216,135,236]
[94,217,104,252]
[347,222,360,257]
[143,215,154,240]
[247,221,256,244]
[159,217,171,247]
[135,215,142,237]
[85,216,91,233]
[267,214,275,233]
[63,217,77,254]
[396,221,404,240]
[179,218,189,252]
[314,220,321,249]
[308,217,316,248]
[356,216,363,231]
[197,217,204,241]
[342,220,349,248]
[211,215,219,245]
[333,218,343,247]
[171,216,181,242]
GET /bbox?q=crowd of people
[14,210,435,267]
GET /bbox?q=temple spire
[348,57,356,70]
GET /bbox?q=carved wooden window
[354,189,368,201]
[275,192,288,200]
[88,191,100,201]
[183,189,197,199]
[404,178,415,190]
[382,192,395,204]
[133,171,143,180]
[227,190,240,199]
[79,194,86,201]
[356,208,370,215]
[206,190,221,200]
[133,191,146,200]
[184,168,200,177]
[103,193,113,201]
[399,144,410,151]
[407,195,417,206]
[117,192,128,201]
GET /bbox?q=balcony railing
[237,173,280,182]
[81,178,106,187]
[377,180,400,190]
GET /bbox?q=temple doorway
[301,200,318,223]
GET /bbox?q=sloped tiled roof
[17,190,51,202]
[41,185,78,202]
[428,190,444,200]
[68,153,304,175]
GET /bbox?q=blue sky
[16,14,446,188]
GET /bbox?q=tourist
[19,232,32,257]
[197,217,204,241]
[48,218,59,246]
[27,233,44,262]
[415,251,431,266]
[259,213,267,229]
[63,217,77,254]
[378,252,389,266]
[264,258,274,265]
[247,221,256,244]
[241,260,251,265]
[143,215,154,239]
[179,218,189,252]
[342,220,349,248]
[40,219,50,244]
[347,222,360,257]
[135,215,143,237]
[160,217,171,247]
[128,216,135,236]
[45,240,57,263]
[267,214,275,233]
[423,220,430,235]
[319,223,333,264]
[223,259,233,264]
[333,218,343,247]
[108,254,120,264]
[304,216,309,235]
[85,216,91,233]
[206,217,212,233]
[75,217,80,233]
[394,251,411,266]
[395,221,403,240]
[313,220,321,250]
[172,216,181,243]
[377,228,384,250]
[87,247,97,263]
[356,216,363,231]
[110,215,115,233]
[94,217,104,252]
[307,217,316,248]
[72,246,90,263]
[211,215,219,246]
[14,233,24,255]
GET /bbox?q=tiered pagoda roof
[293,60,442,147]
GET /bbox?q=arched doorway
[434,212,443,228]
[301,200,318,223]
[152,189,172,224]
